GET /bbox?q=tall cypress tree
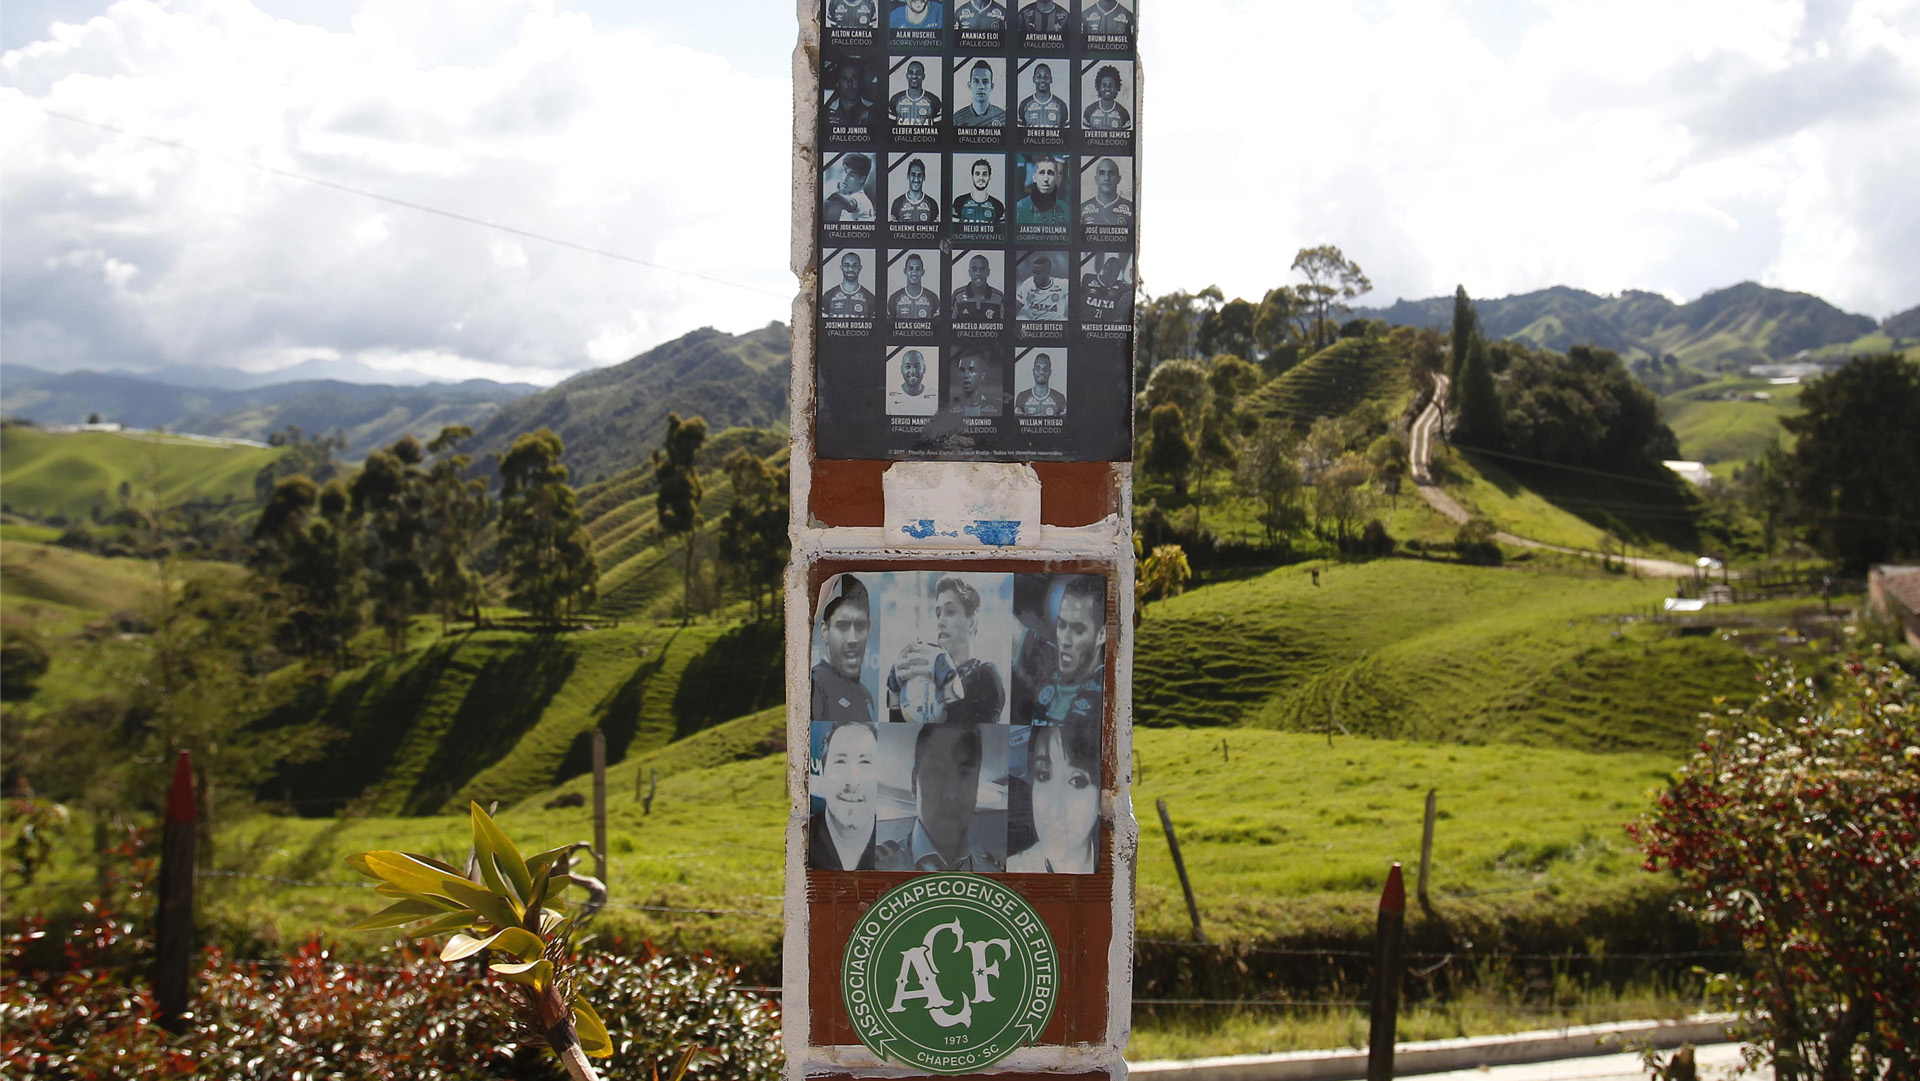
[1453,330,1505,450]
[1448,284,1475,383]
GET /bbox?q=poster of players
[814,0,1137,462]
[807,570,1112,873]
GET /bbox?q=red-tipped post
[1367,863,1406,1081]
[155,750,197,1034]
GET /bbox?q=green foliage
[251,475,367,662]
[423,426,490,629]
[1780,354,1920,570]
[1452,330,1504,449]
[1632,652,1919,1078]
[351,438,432,654]
[0,622,51,702]
[1197,298,1256,359]
[499,430,598,624]
[1290,245,1372,350]
[1454,515,1502,565]
[1449,285,1475,382]
[1244,337,1409,433]
[1136,543,1192,615]
[652,415,708,624]
[1143,404,1195,496]
[349,803,617,1065]
[1495,344,1678,469]
[1234,423,1306,547]
[0,427,284,524]
[717,450,788,623]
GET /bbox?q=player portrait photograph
[1078,253,1134,324]
[1016,59,1070,137]
[949,250,1007,324]
[808,720,880,870]
[952,0,1008,45]
[827,0,880,31]
[1014,250,1069,323]
[822,153,878,238]
[888,0,945,42]
[886,249,943,323]
[822,54,878,135]
[1079,155,1134,232]
[886,347,941,417]
[1017,0,1071,47]
[888,56,943,127]
[950,154,1007,240]
[886,153,942,229]
[812,574,879,727]
[875,571,1014,724]
[820,249,879,321]
[1079,60,1134,136]
[1014,153,1072,239]
[948,348,1005,418]
[950,57,1007,134]
[1079,0,1133,45]
[1013,348,1068,418]
[1011,573,1109,726]
[872,721,1010,872]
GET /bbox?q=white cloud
[2,0,1915,391]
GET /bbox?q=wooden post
[643,767,657,815]
[1417,789,1437,910]
[1156,798,1205,944]
[154,750,197,1034]
[1367,863,1407,1081]
[591,727,608,887]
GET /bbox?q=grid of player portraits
[816,0,1137,463]
[807,570,1111,874]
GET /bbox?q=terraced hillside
[1244,337,1410,430]
[0,426,284,521]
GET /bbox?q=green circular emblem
[841,874,1057,1075]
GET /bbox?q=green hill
[467,324,791,488]
[1662,376,1802,472]
[1245,337,1410,429]
[0,426,285,521]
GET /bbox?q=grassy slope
[257,619,784,816]
[0,427,283,521]
[1662,376,1802,474]
[1429,444,1699,556]
[1245,337,1410,429]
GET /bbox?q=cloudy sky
[3,0,1915,387]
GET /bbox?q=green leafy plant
[348,802,616,1081]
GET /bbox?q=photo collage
[815,0,1139,462]
[807,569,1112,873]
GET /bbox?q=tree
[718,449,789,622]
[1197,297,1256,360]
[1290,245,1372,350]
[251,475,366,664]
[1236,422,1306,547]
[423,425,489,629]
[1781,354,1920,570]
[1143,403,1195,497]
[1451,330,1505,449]
[498,429,598,624]
[1631,651,1919,1079]
[1135,543,1191,619]
[653,414,709,624]
[1312,453,1376,546]
[1448,285,1476,382]
[351,436,430,654]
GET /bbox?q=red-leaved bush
[1,902,781,1080]
[1630,649,1919,1080]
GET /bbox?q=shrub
[1630,650,1919,1078]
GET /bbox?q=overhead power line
[20,102,790,301]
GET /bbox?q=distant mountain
[1884,304,1920,341]
[465,323,792,486]
[1355,282,1881,371]
[0,371,537,459]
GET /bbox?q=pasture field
[1661,376,1801,474]
[0,426,283,521]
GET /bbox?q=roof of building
[1874,565,1920,615]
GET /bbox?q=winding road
[1408,373,1696,578]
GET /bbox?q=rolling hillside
[0,426,286,520]
[1661,376,1802,473]
[1244,336,1409,429]
[0,372,534,461]
[465,323,791,487]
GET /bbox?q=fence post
[1417,789,1437,911]
[1367,863,1406,1081]
[154,750,197,1034]
[591,727,608,887]
[1155,798,1205,944]
[643,768,657,815]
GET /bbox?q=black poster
[815,0,1138,463]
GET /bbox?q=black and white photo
[949,154,1008,242]
[1079,60,1134,140]
[1016,59,1070,142]
[1017,0,1071,49]
[821,249,879,322]
[1079,155,1134,238]
[1079,0,1134,48]
[826,0,880,47]
[809,720,880,869]
[822,54,879,139]
[874,571,1015,724]
[812,574,878,726]
[822,153,878,243]
[950,57,1007,138]
[1014,251,1070,324]
[886,347,941,417]
[885,153,942,245]
[949,250,1007,325]
[1015,153,1072,241]
[1011,573,1108,726]
[872,722,1010,872]
[887,249,942,324]
[951,0,1008,48]
[887,0,945,45]
[1078,253,1133,325]
[947,348,1006,418]
[1013,348,1069,418]
[887,56,943,132]
[1006,722,1101,872]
